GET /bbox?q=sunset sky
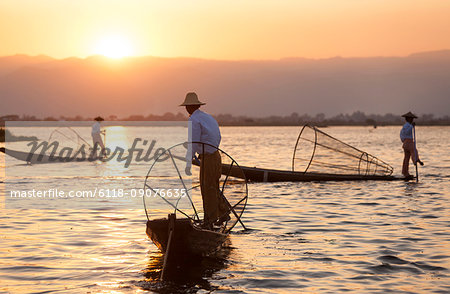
[1,0,450,60]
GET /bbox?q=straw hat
[94,116,104,121]
[179,92,206,106]
[401,111,418,119]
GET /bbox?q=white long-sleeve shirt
[400,122,413,142]
[91,122,101,135]
[185,109,221,169]
[189,109,221,155]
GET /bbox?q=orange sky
[1,0,450,59]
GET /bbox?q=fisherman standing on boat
[181,92,230,229]
[92,116,106,157]
[400,111,423,177]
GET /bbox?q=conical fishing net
[48,127,92,150]
[292,125,393,176]
[144,142,248,233]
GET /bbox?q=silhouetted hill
[408,50,450,60]
[0,54,54,76]
[1,51,449,117]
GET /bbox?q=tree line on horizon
[1,111,450,126]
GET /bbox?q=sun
[93,34,134,59]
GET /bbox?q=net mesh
[144,142,248,233]
[48,127,92,150]
[292,125,393,176]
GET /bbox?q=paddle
[160,213,176,281]
[413,124,419,182]
[102,129,107,157]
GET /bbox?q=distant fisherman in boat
[92,116,106,157]
[400,111,423,177]
[181,92,230,229]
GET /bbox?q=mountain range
[1,50,450,118]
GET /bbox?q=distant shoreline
[217,122,450,127]
[2,110,450,127]
[1,122,448,143]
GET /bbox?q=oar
[102,130,107,157]
[413,125,419,182]
[160,213,176,281]
[102,130,106,147]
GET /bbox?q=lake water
[1,126,449,293]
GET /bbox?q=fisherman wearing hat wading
[181,92,230,229]
[400,112,424,178]
[92,116,106,157]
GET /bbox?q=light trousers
[402,139,417,176]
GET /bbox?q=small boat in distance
[0,147,104,164]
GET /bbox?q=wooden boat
[221,163,408,182]
[143,142,248,276]
[216,124,410,183]
[146,215,229,259]
[1,147,60,163]
[0,147,102,164]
